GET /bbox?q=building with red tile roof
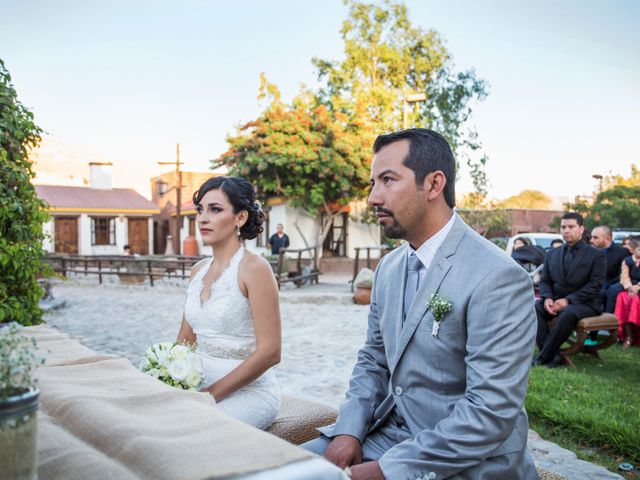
[35,181,159,256]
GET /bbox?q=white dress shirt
[407,212,457,283]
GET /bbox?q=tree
[602,164,640,189]
[217,75,372,245]
[0,59,49,325]
[566,186,640,230]
[218,0,491,245]
[497,190,553,209]
[456,193,511,238]
[313,0,489,193]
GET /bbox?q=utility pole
[403,93,427,129]
[158,143,183,255]
[592,174,603,194]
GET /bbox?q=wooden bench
[558,313,619,367]
[274,247,321,289]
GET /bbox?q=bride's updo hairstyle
[193,176,265,240]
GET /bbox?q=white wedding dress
[184,247,281,430]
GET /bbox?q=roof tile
[35,185,160,212]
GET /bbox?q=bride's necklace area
[209,246,242,280]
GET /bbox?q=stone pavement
[42,274,622,480]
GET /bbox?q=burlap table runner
[24,326,312,479]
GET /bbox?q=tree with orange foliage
[216,75,372,245]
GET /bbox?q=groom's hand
[324,435,362,468]
[543,298,556,315]
[350,460,384,480]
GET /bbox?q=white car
[612,230,640,244]
[506,233,563,256]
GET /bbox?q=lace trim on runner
[197,342,252,360]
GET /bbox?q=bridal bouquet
[139,342,204,390]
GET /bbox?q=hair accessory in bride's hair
[254,200,262,210]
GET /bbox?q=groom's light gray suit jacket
[320,217,537,479]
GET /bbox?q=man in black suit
[533,212,606,367]
[590,225,630,313]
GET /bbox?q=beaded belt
[196,342,252,360]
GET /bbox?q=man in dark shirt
[268,223,290,255]
[590,225,630,313]
[534,212,606,368]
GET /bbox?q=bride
[176,176,281,430]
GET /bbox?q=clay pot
[183,235,199,257]
[353,286,372,305]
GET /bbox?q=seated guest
[622,236,635,255]
[513,236,531,250]
[614,237,640,348]
[590,226,630,313]
[550,239,564,249]
[533,212,606,367]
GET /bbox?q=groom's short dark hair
[373,128,456,209]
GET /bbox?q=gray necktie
[404,253,423,321]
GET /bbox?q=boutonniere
[427,293,453,337]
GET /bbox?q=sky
[2,0,639,201]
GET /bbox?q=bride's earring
[236,226,241,237]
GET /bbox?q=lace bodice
[184,247,255,359]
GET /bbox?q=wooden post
[175,143,182,255]
[352,248,360,292]
[97,259,102,284]
[148,260,154,287]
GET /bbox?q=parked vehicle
[612,229,640,244]
[506,233,563,256]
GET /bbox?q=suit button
[394,386,403,396]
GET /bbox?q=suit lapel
[389,216,467,373]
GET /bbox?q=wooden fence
[351,246,390,291]
[44,248,322,289]
[44,254,207,286]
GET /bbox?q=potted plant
[353,268,375,305]
[0,322,44,480]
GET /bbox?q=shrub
[0,59,49,325]
[0,322,43,398]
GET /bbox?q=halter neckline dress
[184,246,280,429]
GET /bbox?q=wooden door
[54,217,79,254]
[322,212,348,257]
[127,218,149,255]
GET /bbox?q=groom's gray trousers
[302,408,412,461]
[301,409,539,480]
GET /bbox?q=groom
[303,129,538,479]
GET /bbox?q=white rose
[170,345,190,361]
[155,348,170,367]
[167,360,191,382]
[159,366,169,378]
[185,371,202,389]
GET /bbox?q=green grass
[526,344,640,477]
